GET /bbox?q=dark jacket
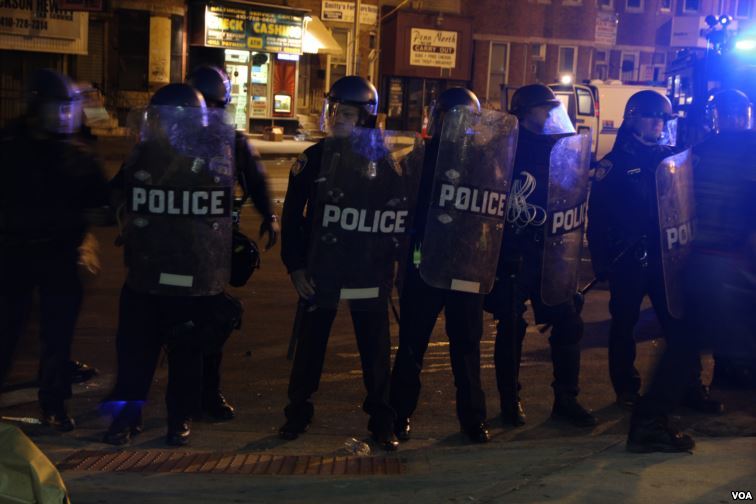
[691,130,756,257]
[0,118,108,250]
[586,125,676,275]
[280,141,323,273]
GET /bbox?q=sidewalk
[248,135,315,158]
[42,431,756,503]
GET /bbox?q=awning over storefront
[303,16,343,56]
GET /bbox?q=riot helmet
[26,68,83,135]
[186,65,231,108]
[320,76,379,136]
[706,89,753,133]
[623,90,677,145]
[143,83,208,143]
[426,87,480,138]
[510,84,574,135]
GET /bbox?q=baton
[287,299,309,361]
[539,237,644,334]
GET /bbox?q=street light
[560,74,573,85]
[735,39,756,51]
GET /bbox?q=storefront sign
[0,0,84,40]
[595,11,618,47]
[205,4,305,54]
[58,0,103,11]
[409,28,457,69]
[321,1,378,25]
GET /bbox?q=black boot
[68,360,98,384]
[166,418,191,446]
[627,415,695,453]
[103,403,143,445]
[394,417,411,442]
[371,430,399,451]
[551,394,597,427]
[278,417,310,440]
[681,384,724,414]
[500,398,526,427]
[41,405,75,432]
[201,391,235,421]
[461,422,490,443]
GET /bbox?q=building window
[736,0,753,18]
[328,28,350,90]
[531,43,546,61]
[682,0,699,13]
[558,46,577,76]
[598,0,614,9]
[625,0,644,12]
[621,52,638,81]
[487,42,510,102]
[562,0,583,5]
[659,0,672,11]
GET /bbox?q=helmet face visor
[40,100,82,135]
[541,102,576,135]
[319,99,375,136]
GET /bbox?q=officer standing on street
[587,91,722,428]
[103,83,241,446]
[687,89,756,391]
[390,88,505,444]
[485,84,596,428]
[187,65,279,421]
[0,69,109,431]
[279,76,400,451]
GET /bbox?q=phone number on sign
[0,17,49,30]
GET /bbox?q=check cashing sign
[204,2,304,54]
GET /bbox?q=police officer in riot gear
[690,89,756,390]
[588,90,723,451]
[104,83,241,446]
[279,76,400,451]
[390,87,495,444]
[0,69,109,430]
[186,65,279,420]
[485,84,597,428]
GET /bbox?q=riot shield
[540,131,592,306]
[656,149,695,319]
[418,107,518,293]
[307,128,423,310]
[122,106,235,296]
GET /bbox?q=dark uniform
[389,98,490,443]
[0,100,108,429]
[197,130,275,418]
[186,65,278,420]
[485,126,592,426]
[104,84,240,446]
[280,140,395,439]
[587,125,688,401]
[588,122,721,416]
[688,95,756,390]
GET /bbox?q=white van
[503,80,668,161]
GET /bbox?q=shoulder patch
[594,159,613,181]
[290,153,308,176]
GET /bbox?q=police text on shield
[548,201,588,236]
[129,186,232,216]
[322,204,408,233]
[436,183,508,218]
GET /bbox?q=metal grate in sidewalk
[58,450,405,476]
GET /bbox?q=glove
[290,269,316,300]
[259,215,280,251]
